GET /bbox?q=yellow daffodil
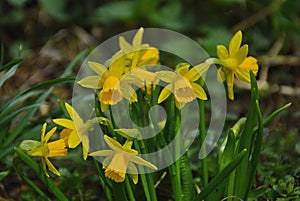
[116,27,159,72]
[89,135,157,184]
[20,123,67,177]
[78,57,138,111]
[156,63,209,108]
[216,30,259,100]
[53,102,96,160]
[128,68,159,94]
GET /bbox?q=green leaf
[234,71,259,198]
[0,58,22,72]
[0,171,9,181]
[0,62,19,87]
[193,149,247,201]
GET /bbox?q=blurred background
[0,0,299,200]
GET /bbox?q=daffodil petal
[217,45,229,60]
[53,118,75,130]
[45,158,61,176]
[44,127,57,143]
[217,68,226,82]
[187,63,210,82]
[103,135,124,152]
[130,155,157,170]
[77,75,103,89]
[156,71,177,83]
[239,56,258,74]
[236,44,248,64]
[226,70,235,100]
[68,131,81,148]
[88,61,108,76]
[175,100,185,109]
[42,158,49,177]
[119,36,132,53]
[89,150,114,157]
[132,27,144,47]
[128,163,138,184]
[235,68,251,82]
[158,84,172,103]
[221,58,238,70]
[65,102,81,123]
[191,83,207,100]
[109,56,125,77]
[176,64,190,77]
[229,30,242,56]
[41,123,47,142]
[102,155,114,168]
[83,145,88,160]
[101,103,109,112]
[121,84,137,103]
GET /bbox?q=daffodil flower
[20,123,67,177]
[216,30,259,100]
[89,135,157,184]
[77,57,138,111]
[156,63,209,108]
[128,67,159,94]
[116,27,159,72]
[53,102,96,160]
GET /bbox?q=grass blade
[193,149,247,201]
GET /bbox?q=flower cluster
[19,28,258,183]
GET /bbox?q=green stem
[125,177,136,201]
[198,99,208,187]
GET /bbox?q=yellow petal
[101,102,109,112]
[120,84,137,103]
[109,56,125,78]
[158,84,172,103]
[236,44,248,64]
[42,158,49,177]
[41,123,47,142]
[229,30,242,56]
[82,145,88,160]
[45,158,61,176]
[176,64,190,77]
[104,135,137,154]
[139,48,159,65]
[132,27,144,47]
[88,61,108,76]
[235,68,251,82]
[226,70,235,100]
[89,150,115,157]
[60,129,71,146]
[217,68,226,82]
[217,45,229,60]
[221,58,239,70]
[191,83,207,100]
[119,36,132,53]
[175,99,185,109]
[44,127,57,143]
[130,155,157,170]
[65,103,84,125]
[128,163,138,184]
[239,56,258,74]
[77,75,103,89]
[187,63,210,82]
[156,71,177,83]
[53,118,75,130]
[68,131,81,148]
